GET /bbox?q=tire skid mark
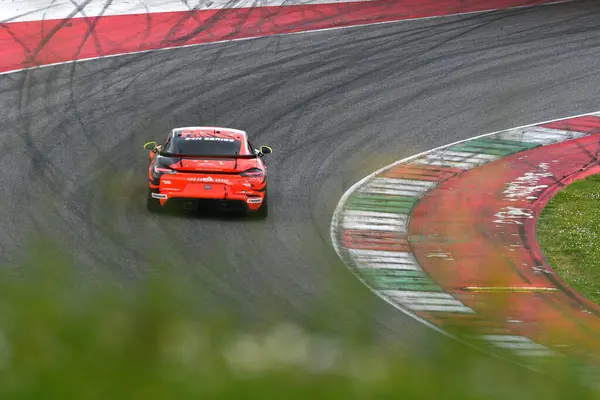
[0,0,571,74]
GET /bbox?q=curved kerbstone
[331,112,600,379]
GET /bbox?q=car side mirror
[259,145,272,155]
[144,141,158,151]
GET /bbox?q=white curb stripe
[342,222,404,231]
[384,290,476,314]
[359,177,437,197]
[342,212,410,234]
[494,342,549,350]
[406,304,475,313]
[348,249,413,258]
[342,212,408,231]
[369,178,438,188]
[391,297,465,306]
[359,187,425,196]
[343,210,409,221]
[342,213,408,224]
[412,150,499,169]
[477,335,534,342]
[475,335,561,357]
[496,126,589,145]
[350,250,420,270]
[359,262,420,270]
[516,349,562,357]
[382,290,454,299]
[361,178,437,188]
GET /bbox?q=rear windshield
[163,135,243,156]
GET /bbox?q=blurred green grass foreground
[0,238,598,399]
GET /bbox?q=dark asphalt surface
[0,0,599,350]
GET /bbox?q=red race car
[144,127,272,217]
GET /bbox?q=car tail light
[153,166,177,175]
[151,165,177,184]
[240,168,264,177]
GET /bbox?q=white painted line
[496,126,589,145]
[0,0,574,77]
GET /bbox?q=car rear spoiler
[159,152,258,159]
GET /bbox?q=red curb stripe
[0,0,565,74]
[344,229,410,252]
[408,131,600,361]
[541,115,600,133]
[344,239,410,252]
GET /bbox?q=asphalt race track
[1,0,599,351]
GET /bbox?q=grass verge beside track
[538,173,600,305]
[0,237,596,398]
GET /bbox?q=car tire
[146,190,162,213]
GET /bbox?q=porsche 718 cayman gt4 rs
[144,127,271,217]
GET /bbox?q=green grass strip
[538,173,600,305]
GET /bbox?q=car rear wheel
[146,190,162,213]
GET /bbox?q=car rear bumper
[149,189,264,212]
